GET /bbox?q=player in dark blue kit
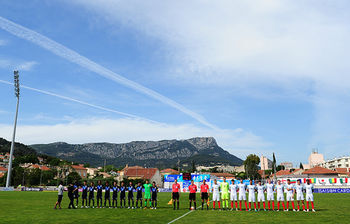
[151,182,159,209]
[96,180,103,208]
[112,181,119,208]
[74,182,79,207]
[104,181,111,208]
[136,182,143,209]
[88,182,95,208]
[127,182,135,209]
[81,181,88,208]
[119,182,126,208]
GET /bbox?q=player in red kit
[188,180,198,210]
[200,179,210,210]
[172,179,181,210]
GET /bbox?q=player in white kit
[265,179,275,210]
[305,179,315,212]
[256,180,266,211]
[285,179,296,211]
[237,179,248,211]
[211,179,221,210]
[295,179,306,212]
[276,180,286,211]
[229,179,238,210]
[247,180,257,211]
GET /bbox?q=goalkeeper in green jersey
[220,177,230,210]
[143,180,152,209]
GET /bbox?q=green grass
[0,192,349,224]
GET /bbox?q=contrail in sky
[0,16,217,130]
[0,79,159,124]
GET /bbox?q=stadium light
[6,71,20,188]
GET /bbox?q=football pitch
[0,192,349,224]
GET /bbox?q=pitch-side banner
[164,174,210,182]
[314,188,350,193]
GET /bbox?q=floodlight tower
[6,71,20,188]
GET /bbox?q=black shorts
[201,192,208,200]
[172,192,179,200]
[74,194,79,199]
[58,195,63,202]
[120,194,125,200]
[97,194,102,199]
[128,194,134,199]
[137,193,142,200]
[189,193,196,201]
[152,193,157,201]
[82,193,87,199]
[112,194,118,200]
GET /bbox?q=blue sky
[1,0,350,166]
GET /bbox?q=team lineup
[54,178,316,212]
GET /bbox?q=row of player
[54,178,316,212]
[54,180,159,209]
[170,178,316,212]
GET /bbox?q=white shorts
[248,194,256,203]
[257,194,265,202]
[212,193,220,202]
[306,194,313,202]
[296,193,304,201]
[239,193,246,201]
[286,193,294,201]
[230,193,237,201]
[266,193,274,201]
[277,194,284,201]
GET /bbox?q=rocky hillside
[31,137,243,168]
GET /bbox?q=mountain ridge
[30,137,243,168]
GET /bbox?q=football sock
[235,201,238,209]
[194,202,196,209]
[258,202,260,209]
[213,201,215,209]
[218,201,221,209]
[189,202,192,209]
[311,202,314,209]
[277,202,280,210]
[249,202,251,209]
[239,201,242,210]
[282,202,285,210]
[231,201,234,208]
[268,201,270,209]
[272,201,275,210]
[307,202,309,209]
[245,201,248,210]
[254,203,256,210]
[263,202,266,209]
[292,202,295,209]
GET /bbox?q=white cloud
[70,0,350,88]
[0,39,7,46]
[0,59,37,71]
[0,118,271,159]
[16,61,38,71]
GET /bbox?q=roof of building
[210,172,235,178]
[160,168,179,174]
[302,166,338,174]
[124,167,158,179]
[71,165,87,170]
[0,166,7,172]
[275,169,291,176]
[0,173,4,178]
[41,165,51,171]
[335,168,349,174]
[258,170,269,178]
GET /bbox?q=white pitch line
[167,201,210,224]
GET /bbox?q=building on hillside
[275,169,292,178]
[86,167,99,178]
[318,156,350,169]
[37,157,44,164]
[260,155,273,170]
[302,166,338,178]
[196,165,236,173]
[258,170,269,179]
[71,165,87,178]
[308,150,325,168]
[160,168,179,176]
[0,166,7,173]
[0,153,15,163]
[210,172,235,180]
[280,162,293,169]
[234,165,245,173]
[123,166,162,186]
[99,172,112,179]
[29,164,51,171]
